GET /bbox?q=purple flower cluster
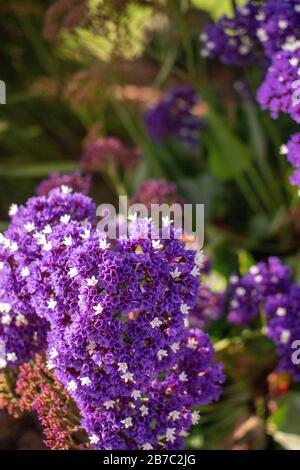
[227,257,292,325]
[201,1,300,66]
[201,1,261,66]
[36,172,91,197]
[280,133,300,187]
[265,285,300,380]
[144,86,203,149]
[27,218,224,449]
[0,187,96,368]
[257,43,300,123]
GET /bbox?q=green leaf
[191,0,247,20]
[268,392,300,448]
[206,110,251,180]
[0,162,78,178]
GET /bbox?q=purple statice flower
[80,138,140,173]
[265,284,300,380]
[31,218,224,449]
[130,179,184,208]
[256,0,300,57]
[280,133,300,187]
[144,86,203,149]
[189,285,224,329]
[200,1,261,66]
[227,257,292,325]
[36,172,91,197]
[0,187,96,368]
[257,42,300,123]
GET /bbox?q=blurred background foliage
[1,0,300,450]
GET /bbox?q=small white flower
[166,428,176,443]
[290,57,299,67]
[191,410,200,425]
[7,352,17,362]
[0,358,7,369]
[61,185,72,195]
[256,28,268,42]
[103,400,115,410]
[99,238,110,249]
[249,266,259,275]
[47,298,57,310]
[42,241,52,252]
[280,330,291,344]
[142,443,153,450]
[276,307,287,317]
[10,242,18,253]
[68,267,78,278]
[179,429,189,437]
[0,303,11,313]
[118,362,128,373]
[89,434,99,444]
[49,347,58,359]
[15,313,28,327]
[93,303,103,315]
[60,214,71,224]
[46,360,55,370]
[255,274,263,284]
[80,228,91,240]
[170,267,181,279]
[191,266,200,277]
[87,341,97,353]
[21,267,30,277]
[43,224,52,235]
[169,410,180,421]
[236,287,246,297]
[2,314,11,325]
[278,20,288,30]
[179,371,188,382]
[63,236,73,247]
[150,317,162,329]
[67,380,78,392]
[24,222,35,233]
[131,390,141,400]
[121,417,133,429]
[121,372,134,383]
[140,405,149,416]
[9,204,18,217]
[80,377,92,386]
[180,303,190,315]
[231,299,240,308]
[152,240,163,250]
[280,144,288,155]
[157,349,168,361]
[87,276,98,287]
[0,261,4,271]
[170,342,180,353]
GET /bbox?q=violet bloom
[265,285,300,380]
[144,86,203,149]
[189,286,224,329]
[31,218,224,449]
[227,257,292,325]
[0,187,96,368]
[201,1,261,66]
[36,172,91,197]
[281,133,300,187]
[257,42,300,123]
[81,137,140,173]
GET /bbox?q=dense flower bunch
[36,172,91,197]
[280,133,300,187]
[81,137,140,173]
[265,286,300,380]
[227,257,292,325]
[0,187,96,368]
[201,1,300,65]
[25,217,224,449]
[130,179,183,208]
[144,86,203,149]
[257,42,300,123]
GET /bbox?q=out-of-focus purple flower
[30,218,224,449]
[80,137,140,173]
[280,133,300,187]
[227,257,292,325]
[189,285,224,329]
[256,43,300,123]
[36,172,91,197]
[0,187,96,368]
[144,86,203,149]
[265,285,300,380]
[201,1,261,66]
[130,179,184,208]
